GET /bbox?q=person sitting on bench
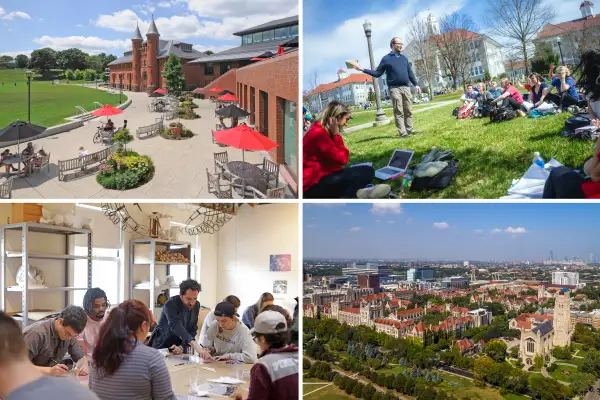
[103,119,114,132]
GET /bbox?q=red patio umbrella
[213,124,277,161]
[153,88,168,95]
[209,87,223,93]
[92,104,123,117]
[276,46,285,56]
[217,93,239,102]
[250,57,268,61]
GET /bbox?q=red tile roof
[310,73,372,96]
[342,307,360,314]
[375,318,406,329]
[397,308,424,317]
[536,15,600,40]
[456,338,473,352]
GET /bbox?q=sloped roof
[108,40,204,66]
[108,54,133,66]
[147,16,159,35]
[132,24,143,40]
[532,320,553,336]
[233,15,298,36]
[342,307,360,314]
[397,307,424,317]
[309,74,373,96]
[536,15,600,40]
[189,38,290,64]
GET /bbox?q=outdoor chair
[0,177,13,199]
[211,130,227,147]
[101,130,113,145]
[256,158,280,187]
[213,151,228,175]
[30,153,51,174]
[206,169,233,199]
[247,184,287,199]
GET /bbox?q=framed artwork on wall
[270,254,291,271]
[273,280,287,294]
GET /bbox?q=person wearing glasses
[148,279,203,355]
[22,305,88,376]
[79,288,109,356]
[198,302,257,363]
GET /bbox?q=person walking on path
[350,37,419,137]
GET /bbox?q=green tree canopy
[15,54,29,69]
[162,53,185,93]
[484,339,507,362]
[57,48,87,71]
[29,48,58,73]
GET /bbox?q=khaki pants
[390,86,413,136]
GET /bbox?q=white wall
[215,204,299,317]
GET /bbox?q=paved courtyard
[5,89,269,199]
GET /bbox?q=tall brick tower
[146,15,160,92]
[131,23,143,92]
[553,288,572,347]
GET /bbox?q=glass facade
[241,24,298,45]
[283,100,297,176]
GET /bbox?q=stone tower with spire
[146,15,160,92]
[426,13,440,36]
[580,1,595,18]
[553,289,572,347]
[131,23,143,92]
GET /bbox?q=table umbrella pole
[17,125,21,173]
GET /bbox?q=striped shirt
[89,341,176,400]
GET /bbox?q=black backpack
[411,159,460,195]
[479,100,494,118]
[490,106,516,123]
[565,114,591,131]
[452,106,460,117]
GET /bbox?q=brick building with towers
[107,16,204,92]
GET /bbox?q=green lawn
[550,364,579,382]
[303,378,355,399]
[0,69,126,128]
[559,357,584,367]
[343,102,592,198]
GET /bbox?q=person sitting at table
[218,117,227,130]
[198,302,257,363]
[89,300,176,400]
[0,149,18,173]
[79,288,109,357]
[0,312,99,400]
[122,120,128,130]
[199,295,241,343]
[242,292,274,329]
[233,309,298,400]
[232,117,239,128]
[19,142,35,175]
[103,119,114,132]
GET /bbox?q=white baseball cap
[251,310,288,335]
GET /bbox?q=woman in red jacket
[303,101,386,198]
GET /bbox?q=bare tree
[306,70,322,93]
[407,15,439,99]
[485,0,555,75]
[436,13,477,90]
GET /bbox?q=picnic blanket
[501,158,564,199]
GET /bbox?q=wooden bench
[58,145,117,181]
[136,119,164,139]
[0,177,13,199]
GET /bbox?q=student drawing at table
[0,311,99,400]
[199,294,241,343]
[78,288,109,357]
[89,300,176,400]
[198,302,257,363]
[148,279,205,356]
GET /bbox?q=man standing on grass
[350,37,419,138]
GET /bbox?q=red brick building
[107,17,206,92]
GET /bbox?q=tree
[368,88,375,102]
[162,53,185,93]
[29,48,58,73]
[484,339,507,362]
[528,374,572,400]
[474,356,494,382]
[57,48,87,71]
[204,50,214,55]
[407,14,439,100]
[531,42,559,75]
[362,384,376,400]
[581,350,600,377]
[485,0,555,76]
[0,55,14,68]
[533,354,544,369]
[436,13,477,90]
[352,381,364,398]
[15,54,29,69]
[483,70,491,81]
[570,372,596,395]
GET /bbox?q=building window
[205,63,214,75]
[527,340,535,353]
[73,247,120,307]
[275,26,290,39]
[253,32,262,43]
[290,24,298,37]
[142,71,147,82]
[243,34,253,45]
[221,62,232,72]
[262,29,274,42]
[283,99,297,176]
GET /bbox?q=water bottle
[401,170,413,197]
[533,152,545,168]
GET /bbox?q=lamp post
[556,37,565,66]
[119,73,123,104]
[25,70,33,123]
[362,20,389,125]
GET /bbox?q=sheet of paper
[208,377,245,385]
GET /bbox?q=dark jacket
[242,304,259,329]
[247,345,299,400]
[363,52,418,88]
[148,295,199,350]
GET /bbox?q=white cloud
[187,0,297,18]
[474,229,483,234]
[0,50,33,57]
[343,211,352,216]
[33,36,130,54]
[158,1,172,7]
[304,0,467,84]
[76,24,84,28]
[349,226,362,232]
[0,8,31,20]
[433,222,450,229]
[307,203,345,208]
[370,203,402,215]
[491,227,527,234]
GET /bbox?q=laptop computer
[375,149,415,180]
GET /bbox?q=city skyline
[304,203,600,262]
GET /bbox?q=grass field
[343,102,592,198]
[303,378,355,399]
[550,364,579,382]
[0,69,126,128]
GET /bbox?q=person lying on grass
[303,100,390,199]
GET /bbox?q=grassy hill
[0,69,126,128]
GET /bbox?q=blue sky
[304,203,600,261]
[303,0,584,87]
[0,0,297,58]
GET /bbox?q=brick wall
[202,68,238,96]
[236,50,299,190]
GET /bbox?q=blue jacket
[363,52,418,88]
[148,295,199,350]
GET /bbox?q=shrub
[97,151,154,190]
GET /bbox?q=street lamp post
[556,37,565,66]
[363,20,389,125]
[25,70,33,123]
[119,73,123,104]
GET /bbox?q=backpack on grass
[565,114,591,131]
[490,106,516,123]
[452,106,460,117]
[411,159,460,195]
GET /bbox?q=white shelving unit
[129,238,192,315]
[0,222,93,327]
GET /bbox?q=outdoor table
[225,161,268,196]
[77,353,252,396]
[1,155,31,176]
